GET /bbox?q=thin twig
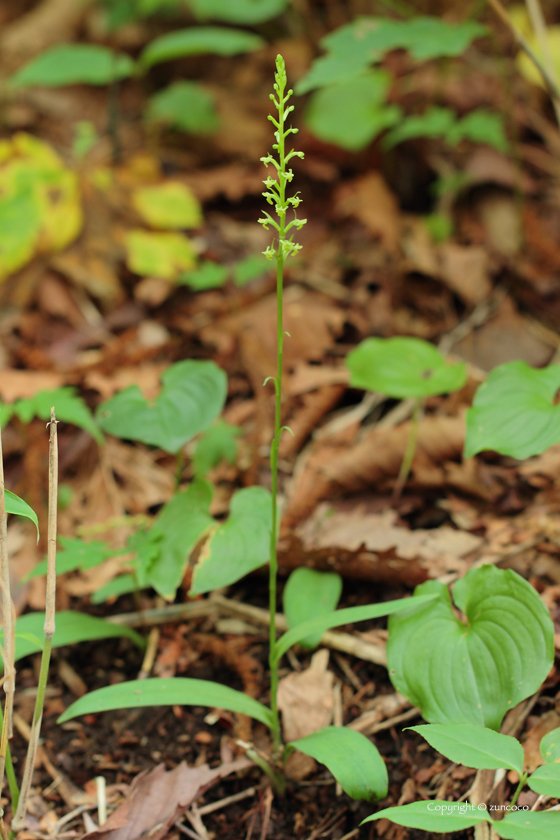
[12,408,58,833]
[525,0,560,127]
[486,0,560,104]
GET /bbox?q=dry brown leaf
[334,172,401,254]
[522,710,560,773]
[184,166,263,202]
[84,364,167,401]
[0,369,63,402]
[81,757,251,840]
[279,385,345,458]
[289,363,349,396]
[283,413,467,529]
[278,649,334,743]
[438,243,492,306]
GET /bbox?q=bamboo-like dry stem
[12,408,58,833]
[0,423,14,744]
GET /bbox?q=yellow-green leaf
[124,230,197,279]
[132,182,203,230]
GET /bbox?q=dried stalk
[12,408,58,833]
[0,422,14,744]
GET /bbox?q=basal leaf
[305,72,401,152]
[465,361,560,460]
[146,81,219,134]
[446,109,508,152]
[58,677,274,728]
[384,107,456,148]
[362,801,491,832]
[189,486,271,595]
[494,810,560,839]
[233,254,271,286]
[10,44,135,88]
[140,26,264,68]
[273,594,438,663]
[283,568,342,650]
[541,727,560,763]
[11,386,103,444]
[346,337,467,399]
[97,359,227,453]
[189,0,288,24]
[408,724,524,774]
[528,763,560,797]
[289,727,387,802]
[387,566,554,730]
[5,490,39,536]
[147,481,214,599]
[124,229,197,279]
[26,536,118,580]
[132,182,203,230]
[0,611,144,667]
[192,420,241,478]
[179,261,228,290]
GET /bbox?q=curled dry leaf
[334,172,401,254]
[278,649,334,743]
[81,757,251,840]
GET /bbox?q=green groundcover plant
[52,55,439,802]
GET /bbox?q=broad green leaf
[5,490,39,536]
[408,724,524,774]
[541,727,560,762]
[305,72,401,152]
[147,82,219,134]
[140,26,264,68]
[124,230,197,279]
[321,16,486,64]
[97,359,227,453]
[0,190,42,280]
[384,107,456,148]
[273,594,438,663]
[58,677,274,727]
[446,110,508,152]
[192,420,241,478]
[283,568,342,650]
[190,486,271,595]
[494,810,560,839]
[233,255,271,286]
[362,801,491,831]
[10,45,135,88]
[0,611,143,667]
[10,386,103,444]
[179,261,229,290]
[528,763,560,797]
[387,566,554,730]
[132,182,202,230]
[464,361,560,460]
[289,727,387,802]
[147,481,214,599]
[346,337,467,399]
[26,536,119,580]
[189,0,288,24]
[296,52,377,94]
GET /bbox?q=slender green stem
[0,705,18,813]
[261,57,306,759]
[392,397,422,502]
[509,772,528,810]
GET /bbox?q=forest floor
[2,1,560,839]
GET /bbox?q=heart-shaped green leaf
[408,724,524,774]
[541,727,560,762]
[5,490,38,536]
[97,360,227,453]
[494,810,560,839]
[346,337,467,398]
[140,26,264,68]
[9,44,135,88]
[288,727,387,802]
[387,566,554,730]
[147,481,214,599]
[283,568,342,650]
[58,677,274,728]
[26,536,121,580]
[273,594,438,663]
[1,611,143,667]
[465,361,560,459]
[528,763,560,797]
[362,801,491,832]
[189,486,271,595]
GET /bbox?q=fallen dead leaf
[522,710,560,773]
[81,757,251,840]
[278,649,334,743]
[0,369,63,402]
[334,172,401,254]
[84,364,167,401]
